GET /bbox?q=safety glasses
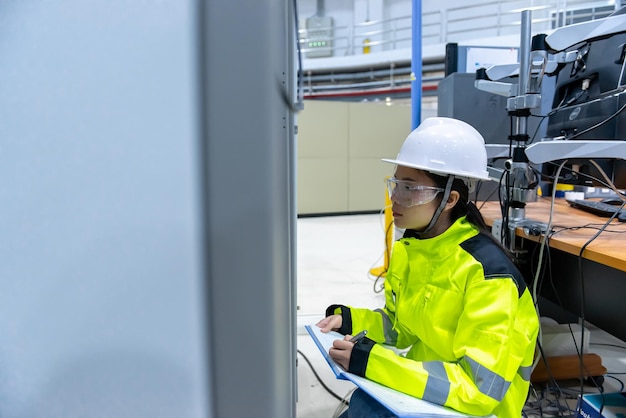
[387,177,444,207]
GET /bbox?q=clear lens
[387,178,444,207]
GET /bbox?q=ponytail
[428,173,517,263]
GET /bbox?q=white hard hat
[382,117,490,182]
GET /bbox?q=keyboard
[566,199,626,222]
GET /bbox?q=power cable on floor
[297,349,350,405]
[332,388,355,418]
[368,214,395,293]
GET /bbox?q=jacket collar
[401,217,477,247]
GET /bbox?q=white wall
[297,100,412,214]
[298,0,522,71]
[298,0,622,71]
[298,0,620,27]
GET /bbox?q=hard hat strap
[420,175,454,237]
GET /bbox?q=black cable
[539,231,567,311]
[541,160,626,191]
[575,211,621,414]
[373,270,385,293]
[499,170,510,246]
[297,349,349,404]
[371,219,394,293]
[590,343,626,350]
[292,0,304,111]
[567,99,626,140]
[548,223,626,237]
[477,179,499,211]
[531,233,565,328]
[525,100,572,146]
[570,202,626,414]
[603,375,625,392]
[536,339,570,414]
[495,118,517,249]
[527,113,549,145]
[527,384,544,417]
[530,220,624,414]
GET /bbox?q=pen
[349,330,368,343]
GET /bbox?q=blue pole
[411,0,422,129]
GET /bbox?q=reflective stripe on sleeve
[462,357,511,401]
[422,361,450,406]
[518,365,532,381]
[374,308,398,344]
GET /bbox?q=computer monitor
[445,43,520,76]
[438,72,553,202]
[541,30,626,189]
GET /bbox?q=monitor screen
[542,31,626,189]
[542,90,626,189]
[445,43,519,76]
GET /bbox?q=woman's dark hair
[427,173,489,233]
[426,172,517,262]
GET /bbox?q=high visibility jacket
[328,217,539,417]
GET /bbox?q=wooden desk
[479,198,626,272]
[479,197,626,341]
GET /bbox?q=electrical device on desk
[539,26,626,192]
[566,199,626,221]
[535,7,626,196]
[473,10,549,254]
[476,7,626,254]
[576,392,626,417]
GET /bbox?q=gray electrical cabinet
[437,72,554,201]
[0,1,297,417]
[305,16,334,58]
[438,72,554,145]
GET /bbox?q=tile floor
[294,213,626,418]
[296,213,388,418]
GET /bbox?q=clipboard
[305,325,495,418]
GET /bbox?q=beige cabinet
[297,100,411,215]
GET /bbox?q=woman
[316,117,539,417]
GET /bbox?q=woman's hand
[329,335,357,370]
[316,315,356,370]
[315,314,342,332]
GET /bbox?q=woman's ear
[445,190,460,211]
